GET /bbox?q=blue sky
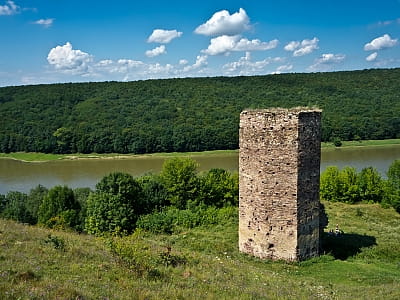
[0,0,399,86]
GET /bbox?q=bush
[197,168,238,207]
[332,137,342,147]
[160,157,199,209]
[136,174,168,213]
[38,186,80,229]
[1,191,34,224]
[0,194,6,214]
[383,160,400,212]
[26,185,48,224]
[85,172,143,235]
[320,162,400,213]
[320,166,365,203]
[357,167,384,203]
[73,187,92,231]
[105,230,186,278]
[136,205,238,234]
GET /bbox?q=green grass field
[1,138,400,162]
[1,201,399,299]
[321,138,400,149]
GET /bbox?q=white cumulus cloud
[145,45,167,57]
[183,55,208,72]
[0,0,19,15]
[364,34,398,51]
[147,29,182,44]
[366,52,378,62]
[47,42,93,74]
[223,52,283,75]
[33,18,54,28]
[195,8,250,36]
[273,64,293,74]
[308,53,345,71]
[284,37,319,57]
[202,35,278,55]
[284,41,300,52]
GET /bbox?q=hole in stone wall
[268,243,274,249]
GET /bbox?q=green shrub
[320,162,400,213]
[106,230,162,278]
[1,191,34,224]
[160,157,199,209]
[38,186,80,229]
[197,168,238,207]
[136,174,168,213]
[43,234,66,251]
[332,137,342,147]
[136,205,238,234]
[0,194,6,213]
[26,185,48,224]
[85,172,143,235]
[357,167,384,203]
[383,160,400,212]
[73,187,92,231]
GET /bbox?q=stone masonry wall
[238,108,321,261]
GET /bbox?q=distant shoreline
[1,139,400,162]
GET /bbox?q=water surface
[1,145,399,194]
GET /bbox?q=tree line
[1,158,399,236]
[0,158,239,235]
[320,160,400,212]
[1,68,399,154]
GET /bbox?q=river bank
[0,139,399,162]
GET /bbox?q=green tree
[53,127,75,153]
[320,166,359,203]
[0,194,6,213]
[384,160,400,213]
[38,185,80,228]
[320,166,340,202]
[85,172,143,235]
[73,187,92,231]
[357,167,384,203]
[197,168,239,207]
[332,137,342,147]
[387,160,400,187]
[136,174,168,213]
[160,158,199,209]
[1,191,34,224]
[26,185,48,224]
[338,167,360,203]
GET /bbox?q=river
[1,145,400,194]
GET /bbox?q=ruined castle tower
[239,108,322,261]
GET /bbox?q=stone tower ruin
[239,108,322,261]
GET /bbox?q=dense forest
[0,68,399,154]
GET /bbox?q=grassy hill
[1,68,400,154]
[1,201,399,299]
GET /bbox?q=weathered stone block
[239,108,321,261]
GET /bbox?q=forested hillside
[1,68,399,154]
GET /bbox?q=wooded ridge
[1,68,399,154]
